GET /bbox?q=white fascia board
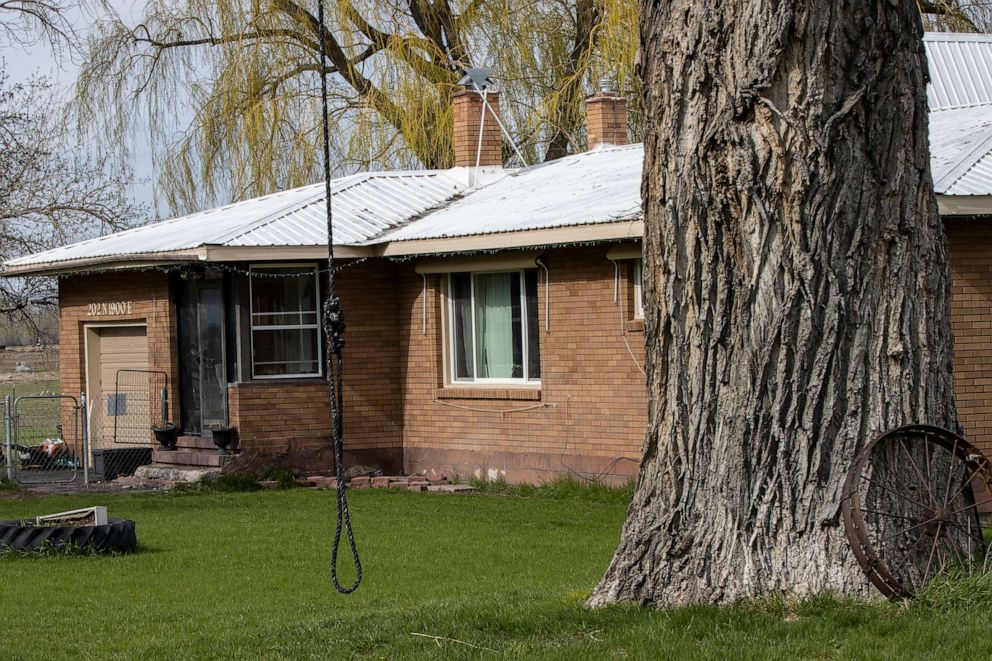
[374,220,644,257]
[200,245,373,261]
[0,251,206,277]
[937,195,992,216]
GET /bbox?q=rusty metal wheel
[842,425,992,598]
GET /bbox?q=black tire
[0,518,136,554]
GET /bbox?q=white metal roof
[5,171,465,269]
[925,32,992,110]
[929,103,992,194]
[376,144,643,243]
[375,99,992,244]
[225,172,465,247]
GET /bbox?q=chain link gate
[87,369,168,481]
[4,394,84,485]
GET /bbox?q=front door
[178,280,227,435]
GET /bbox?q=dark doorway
[178,277,228,435]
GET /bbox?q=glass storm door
[179,281,227,435]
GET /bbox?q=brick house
[5,32,992,483]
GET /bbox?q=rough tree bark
[589,1,957,607]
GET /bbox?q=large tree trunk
[589,1,957,607]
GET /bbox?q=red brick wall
[397,246,647,483]
[58,271,179,442]
[227,260,404,470]
[56,252,646,482]
[947,220,992,458]
[221,248,647,482]
[225,380,335,473]
[48,227,992,484]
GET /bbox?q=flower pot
[152,424,179,450]
[210,426,236,455]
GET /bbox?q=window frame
[633,259,644,319]
[445,269,541,386]
[248,263,323,380]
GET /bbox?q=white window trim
[633,259,644,319]
[446,269,541,386]
[248,263,323,380]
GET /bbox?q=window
[448,270,541,383]
[633,259,644,318]
[249,265,321,378]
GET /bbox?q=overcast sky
[3,2,158,214]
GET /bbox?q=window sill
[435,387,542,401]
[235,377,327,388]
[626,319,645,333]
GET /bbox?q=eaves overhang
[1,244,376,277]
[371,219,645,258]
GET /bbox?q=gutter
[0,251,205,277]
[1,244,378,278]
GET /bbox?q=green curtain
[474,273,514,378]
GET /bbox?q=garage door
[87,326,149,448]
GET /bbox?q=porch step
[151,448,234,468]
[133,465,220,483]
[174,435,219,451]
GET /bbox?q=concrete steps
[133,464,220,483]
[151,448,235,468]
[174,435,218,451]
[143,433,237,479]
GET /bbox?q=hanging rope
[317,0,361,595]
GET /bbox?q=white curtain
[474,273,514,378]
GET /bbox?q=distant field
[0,345,58,373]
[0,346,60,400]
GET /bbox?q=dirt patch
[0,480,172,500]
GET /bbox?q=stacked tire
[0,518,136,554]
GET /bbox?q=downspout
[421,273,428,335]
[536,258,550,333]
[608,258,619,304]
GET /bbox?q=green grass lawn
[2,486,992,660]
[1,377,60,400]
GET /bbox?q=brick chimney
[586,80,628,149]
[452,90,503,168]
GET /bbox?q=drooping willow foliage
[75,0,637,213]
[74,0,990,213]
[919,0,992,31]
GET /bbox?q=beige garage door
[87,326,149,448]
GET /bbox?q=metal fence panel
[3,396,11,482]
[9,394,81,485]
[86,369,167,481]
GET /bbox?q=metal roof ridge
[924,31,992,43]
[205,185,333,246]
[213,170,462,247]
[499,142,643,179]
[357,193,468,245]
[934,123,992,192]
[931,101,992,111]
